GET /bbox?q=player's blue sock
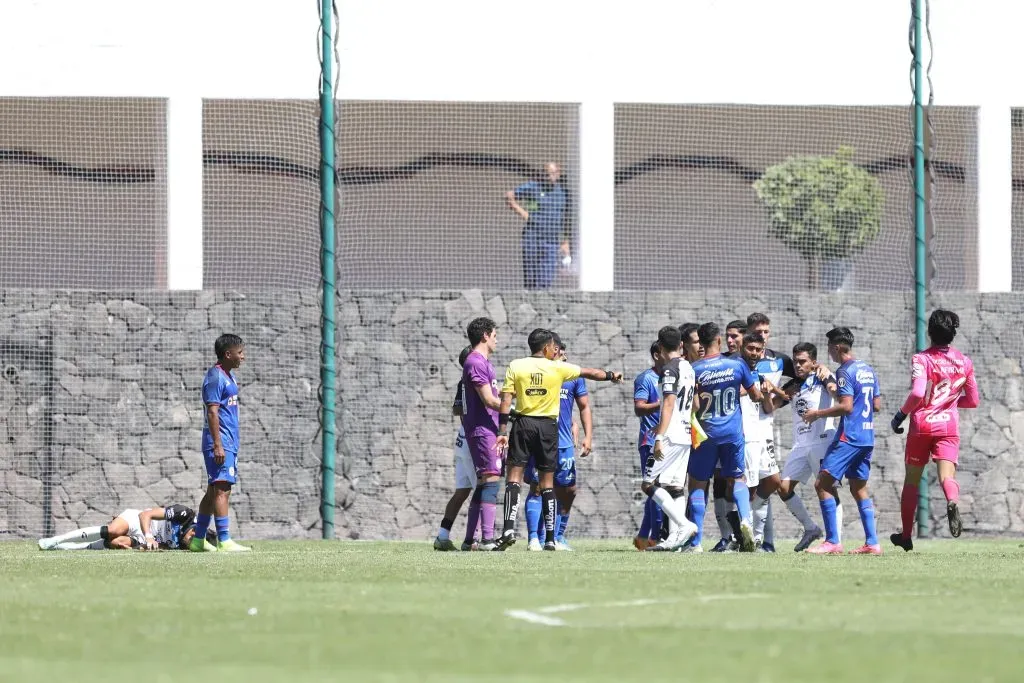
[688,489,707,546]
[857,498,878,546]
[556,510,570,542]
[215,515,231,543]
[651,503,663,540]
[819,497,839,544]
[195,513,212,542]
[638,498,654,539]
[732,480,751,524]
[525,493,541,542]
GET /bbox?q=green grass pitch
[3,539,1024,682]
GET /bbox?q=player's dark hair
[678,322,699,342]
[826,326,855,350]
[697,322,720,348]
[528,328,554,354]
[742,331,765,346]
[657,325,682,352]
[214,334,244,361]
[649,341,660,359]
[458,346,472,368]
[466,317,496,346]
[726,319,747,333]
[793,341,818,361]
[746,312,770,328]
[552,332,566,351]
[928,309,959,346]
[178,524,196,550]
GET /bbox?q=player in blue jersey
[804,327,883,555]
[688,322,763,552]
[632,341,664,549]
[524,335,591,551]
[190,334,249,552]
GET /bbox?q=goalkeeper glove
[891,410,907,434]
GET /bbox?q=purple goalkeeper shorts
[467,429,501,478]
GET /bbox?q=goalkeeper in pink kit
[890,310,980,551]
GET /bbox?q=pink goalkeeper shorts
[905,434,960,467]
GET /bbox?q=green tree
[753,146,884,290]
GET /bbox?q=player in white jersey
[434,346,479,551]
[737,331,784,550]
[642,326,700,552]
[773,342,844,551]
[38,504,211,551]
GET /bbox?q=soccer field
[3,540,1024,683]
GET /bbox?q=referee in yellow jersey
[494,328,623,550]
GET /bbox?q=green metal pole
[912,0,929,538]
[319,0,337,540]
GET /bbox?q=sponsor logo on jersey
[697,368,736,384]
[856,369,875,385]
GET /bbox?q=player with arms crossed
[191,334,249,552]
[40,504,214,551]
[632,341,664,549]
[689,322,763,552]
[804,327,882,555]
[434,346,477,551]
[494,329,622,550]
[773,342,843,552]
[890,309,980,550]
[460,318,504,551]
[642,326,701,552]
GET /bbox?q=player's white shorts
[452,429,475,490]
[643,438,690,488]
[115,508,146,546]
[780,442,830,484]
[744,439,780,486]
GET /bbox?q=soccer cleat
[527,538,543,552]
[38,537,56,551]
[889,533,914,552]
[947,501,963,538]
[633,536,647,551]
[738,520,756,553]
[492,530,516,551]
[189,536,217,552]
[542,541,557,551]
[477,540,497,551]
[433,537,457,551]
[217,539,250,553]
[461,541,477,551]
[761,542,776,553]
[806,541,844,555]
[678,542,703,553]
[709,537,734,553]
[794,528,823,552]
[848,544,882,555]
[554,540,573,551]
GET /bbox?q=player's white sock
[714,497,731,539]
[54,540,105,550]
[751,494,769,540]
[784,493,817,532]
[650,487,688,529]
[764,498,775,546]
[50,525,105,545]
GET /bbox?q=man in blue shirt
[190,334,249,553]
[632,341,663,549]
[505,162,568,289]
[803,327,883,555]
[689,322,763,552]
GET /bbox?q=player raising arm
[890,310,980,551]
[804,327,883,555]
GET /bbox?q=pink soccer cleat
[848,544,882,555]
[806,541,844,555]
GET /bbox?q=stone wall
[2,289,1022,541]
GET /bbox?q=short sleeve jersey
[201,365,239,453]
[692,354,758,443]
[836,359,881,447]
[558,378,587,449]
[633,368,661,449]
[462,352,499,435]
[146,504,196,548]
[791,374,838,447]
[502,357,581,419]
[658,356,696,445]
[908,346,975,437]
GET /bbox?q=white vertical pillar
[166,96,205,290]
[976,105,1013,292]
[577,100,616,291]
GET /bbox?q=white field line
[505,594,771,627]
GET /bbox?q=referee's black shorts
[507,415,559,472]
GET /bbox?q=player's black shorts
[507,415,559,472]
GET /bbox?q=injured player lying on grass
[37,505,218,551]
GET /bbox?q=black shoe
[761,542,776,553]
[493,530,516,551]
[890,532,913,552]
[709,537,734,553]
[542,541,557,551]
[947,502,963,538]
